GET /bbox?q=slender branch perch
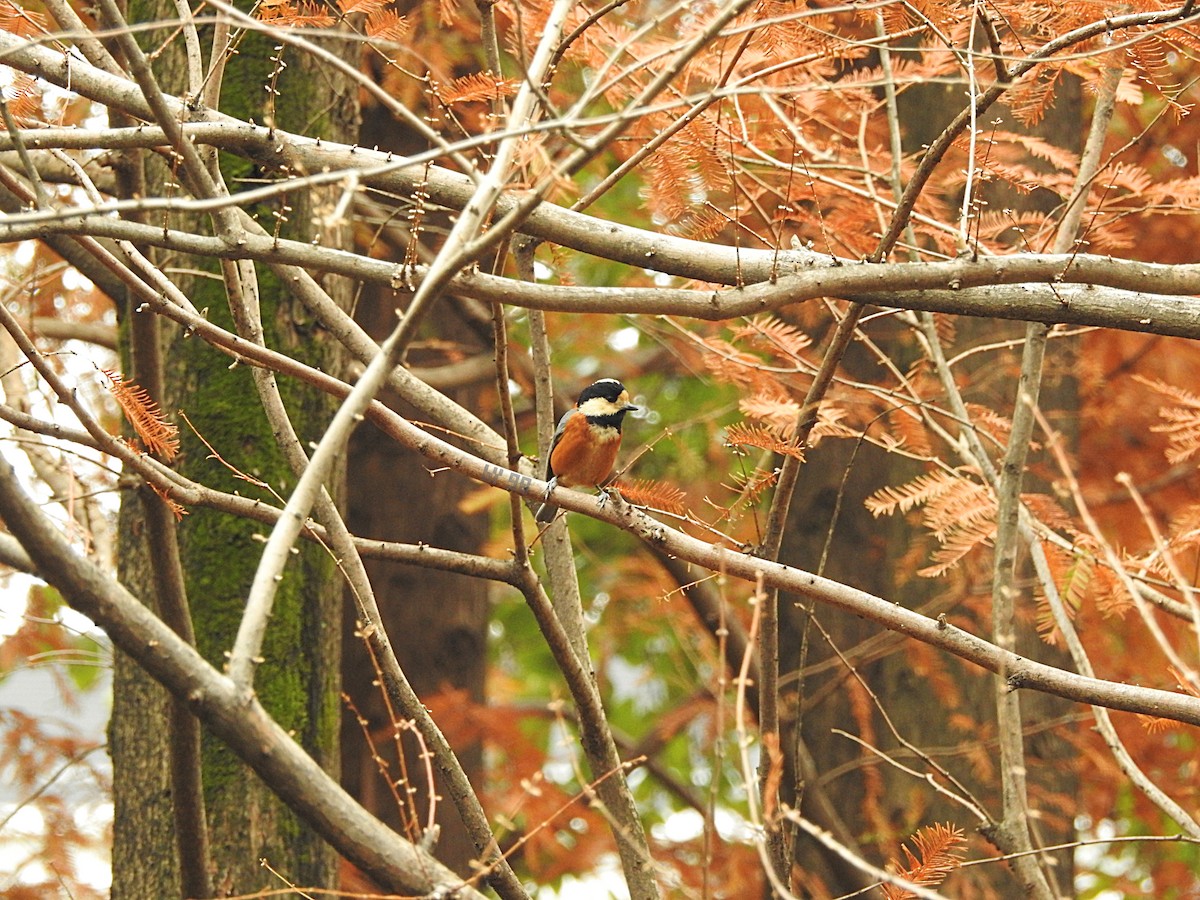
[36,255,1194,728]
[360,400,1200,728]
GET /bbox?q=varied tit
[535,379,638,523]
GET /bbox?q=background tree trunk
[780,72,1086,897]
[340,80,493,874]
[342,293,493,878]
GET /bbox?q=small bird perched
[535,378,638,523]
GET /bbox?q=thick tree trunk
[110,9,358,896]
[778,352,1077,897]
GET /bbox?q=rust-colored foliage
[102,370,179,460]
[1136,375,1200,464]
[148,482,188,520]
[424,688,614,881]
[3,72,44,125]
[439,72,520,105]
[365,9,410,43]
[0,1,45,38]
[613,478,688,516]
[337,0,389,15]
[881,823,966,900]
[256,0,334,28]
[725,422,804,460]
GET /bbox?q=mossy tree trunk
[110,7,359,896]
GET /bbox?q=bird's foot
[597,485,624,512]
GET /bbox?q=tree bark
[110,8,358,895]
[336,59,493,878]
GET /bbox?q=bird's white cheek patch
[578,397,623,417]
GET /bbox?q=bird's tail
[536,475,559,523]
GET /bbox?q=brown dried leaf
[881,822,966,900]
[725,422,804,459]
[103,370,179,460]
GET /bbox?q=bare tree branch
[0,450,489,900]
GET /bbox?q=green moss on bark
[110,1,357,893]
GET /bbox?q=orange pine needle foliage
[739,391,799,431]
[1138,666,1200,732]
[867,472,997,577]
[5,72,44,125]
[0,2,46,38]
[1137,709,1180,734]
[440,73,520,105]
[256,0,334,28]
[1170,666,1200,698]
[1135,375,1200,463]
[723,467,779,507]
[881,822,966,900]
[665,207,729,241]
[149,483,188,520]
[724,422,804,460]
[336,0,388,15]
[103,370,179,461]
[365,9,410,42]
[865,471,962,518]
[733,314,813,361]
[1034,542,1089,645]
[613,478,687,516]
[701,337,777,392]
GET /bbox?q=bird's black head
[577,378,627,405]
[576,379,638,423]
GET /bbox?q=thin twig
[787,814,952,900]
[1034,414,1200,838]
[1116,473,1200,673]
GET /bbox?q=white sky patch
[0,663,112,896]
[604,655,666,713]
[605,327,639,352]
[0,577,32,639]
[538,854,629,899]
[13,240,36,267]
[651,806,755,844]
[1073,817,1155,899]
[61,266,95,294]
[541,720,577,786]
